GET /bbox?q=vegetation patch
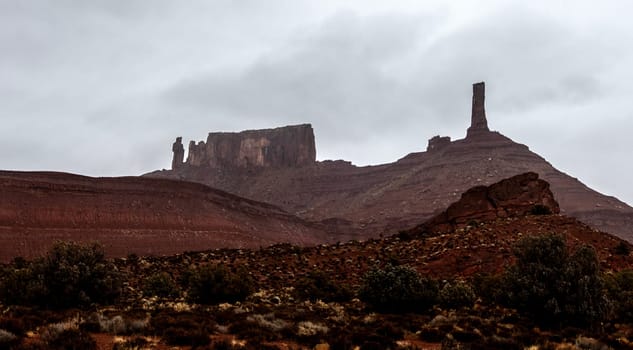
[187,264,255,305]
[359,264,438,313]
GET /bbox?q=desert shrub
[294,270,353,302]
[46,329,96,350]
[229,318,280,343]
[358,264,438,313]
[246,313,289,333]
[614,241,631,256]
[502,234,610,328]
[0,241,122,309]
[206,340,242,350]
[293,320,329,344]
[0,266,47,306]
[163,327,210,347]
[363,320,403,349]
[0,329,18,350]
[604,269,633,321]
[439,280,476,309]
[41,241,122,308]
[112,337,150,350]
[150,310,215,334]
[530,204,552,215]
[142,272,180,298]
[396,230,414,241]
[0,317,26,337]
[187,264,254,305]
[472,273,505,304]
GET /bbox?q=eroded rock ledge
[412,172,560,234]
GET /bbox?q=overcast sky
[1,0,632,205]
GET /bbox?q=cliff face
[173,124,316,170]
[150,82,633,243]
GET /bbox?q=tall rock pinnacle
[467,82,490,137]
[171,137,184,170]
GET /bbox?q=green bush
[439,280,476,309]
[0,266,47,307]
[0,241,122,309]
[358,264,438,313]
[604,269,633,321]
[142,272,180,298]
[294,270,353,302]
[187,264,255,304]
[503,234,610,328]
[472,273,505,304]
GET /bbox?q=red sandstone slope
[147,83,633,242]
[130,174,633,292]
[0,171,332,261]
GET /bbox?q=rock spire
[171,137,184,170]
[467,82,490,137]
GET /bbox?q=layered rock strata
[0,171,332,261]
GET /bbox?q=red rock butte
[150,82,633,243]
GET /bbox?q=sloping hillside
[0,171,332,261]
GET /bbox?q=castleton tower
[466,82,490,138]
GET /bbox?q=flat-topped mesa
[466,82,490,138]
[182,124,316,169]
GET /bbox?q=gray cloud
[1,1,633,205]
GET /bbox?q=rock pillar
[171,137,184,170]
[467,82,490,137]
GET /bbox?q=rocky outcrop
[427,135,451,152]
[184,124,316,169]
[412,172,560,234]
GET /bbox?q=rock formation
[171,137,184,170]
[427,136,451,152]
[466,82,490,138]
[148,82,633,243]
[183,124,316,169]
[412,172,560,234]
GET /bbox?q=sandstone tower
[171,137,184,170]
[466,82,490,137]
